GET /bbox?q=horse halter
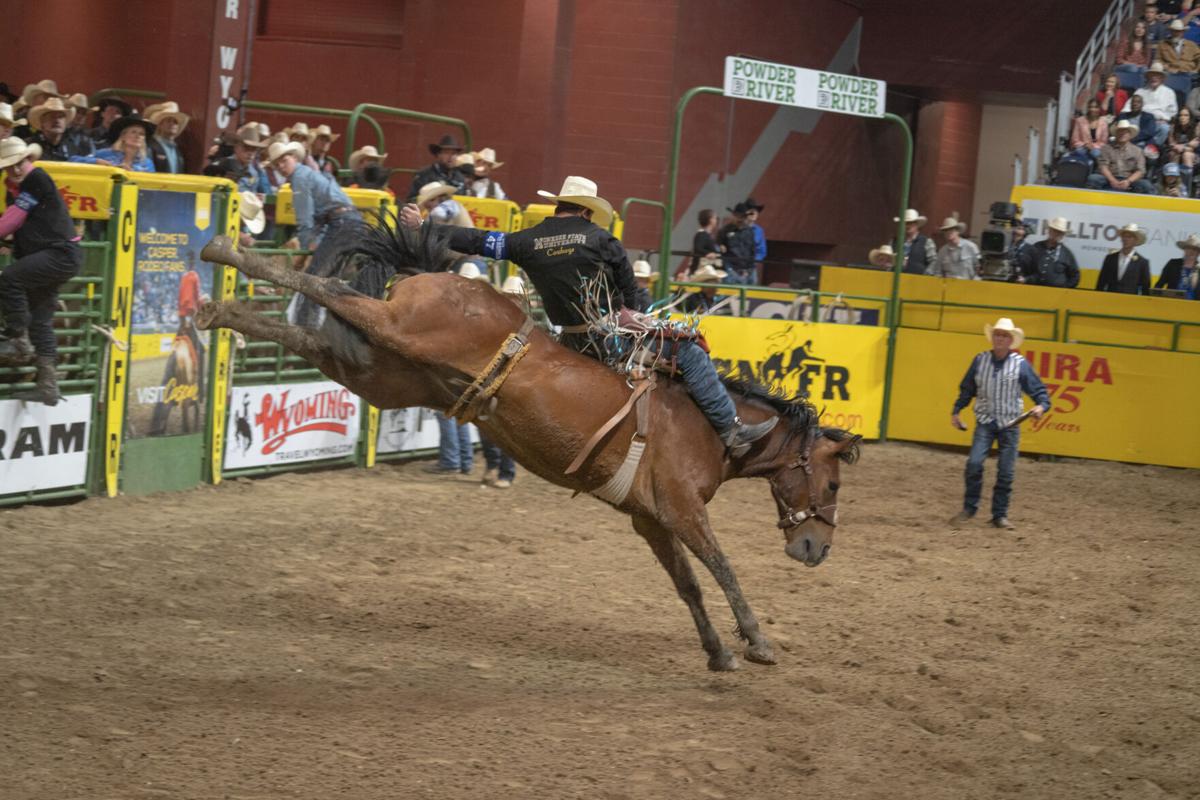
[772,426,839,531]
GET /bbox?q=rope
[447,324,533,422]
[89,324,128,352]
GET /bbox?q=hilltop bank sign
[723,56,886,118]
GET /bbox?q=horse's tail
[318,213,456,369]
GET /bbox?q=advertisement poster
[376,407,441,455]
[126,189,216,439]
[0,395,93,496]
[223,381,362,471]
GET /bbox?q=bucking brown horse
[197,223,860,671]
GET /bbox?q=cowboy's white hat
[0,103,25,127]
[0,137,43,169]
[893,208,928,226]
[632,259,657,280]
[28,97,76,130]
[1113,118,1137,134]
[21,79,63,105]
[501,275,526,295]
[255,122,271,138]
[1176,233,1200,250]
[1171,18,1187,31]
[308,124,339,142]
[349,145,388,172]
[286,122,312,141]
[453,152,475,168]
[869,243,896,265]
[474,147,504,168]
[1046,216,1070,234]
[690,262,728,283]
[239,190,266,235]
[234,123,269,148]
[416,181,456,208]
[1118,222,1148,246]
[148,101,190,133]
[938,216,967,232]
[64,93,90,113]
[457,260,490,281]
[984,317,1025,348]
[537,175,613,228]
[267,140,306,164]
[1146,61,1167,76]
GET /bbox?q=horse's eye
[829,481,840,493]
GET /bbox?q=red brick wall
[910,100,984,238]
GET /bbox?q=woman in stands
[1071,99,1109,165]
[72,115,155,172]
[1166,107,1198,189]
[1095,74,1129,122]
[1115,21,1152,84]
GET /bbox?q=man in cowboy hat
[744,196,768,274]
[400,176,778,455]
[61,93,95,159]
[1003,221,1034,281]
[680,261,729,314]
[1155,233,1200,298]
[26,97,92,162]
[467,147,506,200]
[407,134,467,202]
[1096,223,1153,294]
[0,137,82,403]
[1158,18,1200,72]
[896,209,935,274]
[89,97,133,147]
[950,318,1049,530]
[308,124,339,176]
[349,144,388,188]
[231,123,272,195]
[868,244,895,269]
[718,202,758,284]
[147,102,189,174]
[1088,119,1155,193]
[1018,217,1079,287]
[12,80,64,137]
[1123,62,1177,145]
[631,258,657,309]
[932,217,980,279]
[415,181,473,227]
[0,102,23,141]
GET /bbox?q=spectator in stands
[1004,223,1034,281]
[1117,93,1161,161]
[632,258,656,309]
[1166,106,1198,184]
[1096,74,1130,121]
[718,203,757,284]
[417,181,474,227]
[0,102,23,141]
[1018,217,1079,287]
[1071,99,1109,164]
[744,197,768,279]
[13,80,64,138]
[1089,119,1156,192]
[898,208,936,274]
[1124,62,1177,146]
[73,116,156,172]
[232,124,272,195]
[237,190,266,248]
[62,94,94,158]
[0,137,81,404]
[869,243,895,269]
[1160,159,1189,194]
[1115,20,1153,83]
[349,145,388,187]
[467,148,507,199]
[407,134,467,202]
[27,97,93,162]
[147,102,189,174]
[685,208,720,278]
[1156,233,1200,297]
[353,164,392,192]
[89,98,132,147]
[680,262,728,314]
[1159,18,1200,72]
[1145,2,1170,43]
[932,217,980,279]
[308,124,338,176]
[1180,0,1200,43]
[1097,223,1153,294]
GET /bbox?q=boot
[722,416,779,457]
[0,332,35,366]
[14,356,62,406]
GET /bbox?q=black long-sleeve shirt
[445,215,639,326]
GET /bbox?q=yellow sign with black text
[208,191,241,485]
[104,184,138,496]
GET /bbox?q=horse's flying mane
[719,375,860,464]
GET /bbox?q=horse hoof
[707,650,740,672]
[195,301,221,330]
[744,642,778,666]
[200,235,235,266]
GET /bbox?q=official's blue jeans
[963,421,1020,520]
[649,338,737,432]
[480,435,516,481]
[436,412,474,472]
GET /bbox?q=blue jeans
[1086,173,1156,193]
[436,412,474,472]
[963,421,1020,520]
[722,267,756,285]
[480,435,516,481]
[648,338,737,431]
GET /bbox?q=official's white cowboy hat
[239,190,266,235]
[501,275,526,295]
[1046,216,1070,234]
[869,243,895,265]
[349,145,388,172]
[537,175,613,228]
[893,208,928,226]
[148,101,190,133]
[938,216,967,232]
[416,181,456,208]
[267,140,306,164]
[0,103,24,127]
[474,147,504,168]
[690,262,728,283]
[308,124,339,142]
[0,137,42,169]
[457,261,490,281]
[1176,233,1200,250]
[984,317,1024,348]
[632,259,657,280]
[1146,61,1167,76]
[27,97,76,129]
[1118,222,1148,246]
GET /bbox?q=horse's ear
[835,434,863,451]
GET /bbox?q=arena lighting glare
[979,201,1022,281]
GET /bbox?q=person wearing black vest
[0,137,83,404]
[1018,217,1080,287]
[406,134,468,202]
[898,208,935,274]
[400,175,777,456]
[1096,223,1153,294]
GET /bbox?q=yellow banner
[697,316,888,437]
[455,196,521,232]
[274,186,391,225]
[209,191,241,485]
[519,203,623,238]
[38,163,121,220]
[104,183,138,496]
[888,328,1200,468]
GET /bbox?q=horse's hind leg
[632,515,737,672]
[196,300,327,360]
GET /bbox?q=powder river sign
[723,56,886,118]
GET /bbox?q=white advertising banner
[377,407,442,455]
[1,394,93,495]
[223,381,361,470]
[1020,198,1194,276]
[724,56,885,118]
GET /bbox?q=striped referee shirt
[953,351,1050,426]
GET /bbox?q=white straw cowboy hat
[267,140,306,164]
[239,190,266,235]
[453,152,475,168]
[474,147,504,168]
[416,181,456,207]
[537,175,614,228]
[21,79,64,105]
[1113,119,1137,135]
[938,216,967,232]
[894,208,927,226]
[0,103,24,127]
[1046,216,1070,234]
[148,101,190,133]
[349,145,388,172]
[286,122,312,141]
[0,137,42,169]
[1118,222,1148,246]
[456,260,490,281]
[632,259,657,280]
[1146,61,1167,76]
[1171,18,1187,31]
[984,317,1024,348]
[234,123,269,148]
[28,97,76,129]
[690,262,728,283]
[1176,233,1200,250]
[308,124,339,142]
[64,93,90,114]
[869,243,895,265]
[501,275,526,295]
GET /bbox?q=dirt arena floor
[3,442,1198,799]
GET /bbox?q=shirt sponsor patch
[14,191,39,212]
[482,231,507,260]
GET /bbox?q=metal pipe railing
[342,103,472,181]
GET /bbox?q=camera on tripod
[978,201,1023,281]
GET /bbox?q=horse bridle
[771,425,839,531]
